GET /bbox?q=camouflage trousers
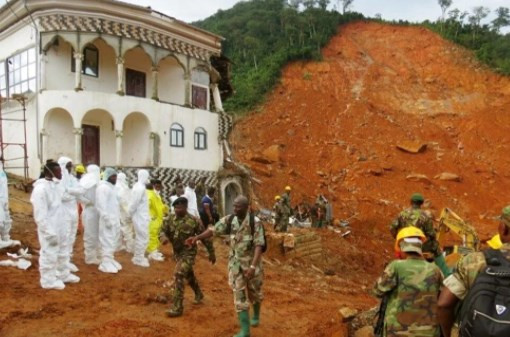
[228,265,264,312]
[171,255,201,311]
[275,217,289,232]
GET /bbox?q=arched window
[71,44,99,77]
[170,123,184,147]
[194,127,207,150]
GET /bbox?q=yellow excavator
[437,208,480,258]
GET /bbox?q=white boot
[132,256,150,267]
[60,273,80,283]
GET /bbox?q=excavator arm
[437,208,480,255]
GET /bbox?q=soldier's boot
[192,287,204,305]
[166,297,183,318]
[250,302,261,327]
[233,310,250,337]
[434,255,452,277]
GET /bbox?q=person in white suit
[80,165,101,265]
[129,169,150,267]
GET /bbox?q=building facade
[0,0,242,213]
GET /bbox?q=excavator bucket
[437,208,480,257]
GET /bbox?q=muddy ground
[0,186,377,337]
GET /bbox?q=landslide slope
[232,21,510,239]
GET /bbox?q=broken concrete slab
[435,172,461,182]
[262,144,281,163]
[339,307,359,322]
[406,173,431,184]
[354,326,375,337]
[396,141,427,154]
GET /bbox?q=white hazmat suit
[57,157,84,273]
[31,176,75,289]
[96,168,122,273]
[184,185,199,217]
[0,169,12,242]
[80,165,101,265]
[115,172,134,253]
[128,169,150,267]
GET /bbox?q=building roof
[0,0,224,55]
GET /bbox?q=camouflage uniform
[444,243,510,300]
[213,215,264,312]
[274,200,289,232]
[374,258,443,337]
[161,213,215,313]
[391,207,440,256]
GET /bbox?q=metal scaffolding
[0,94,30,187]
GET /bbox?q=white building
[0,0,243,213]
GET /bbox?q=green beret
[411,193,424,203]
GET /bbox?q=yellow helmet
[487,234,503,250]
[395,226,426,254]
[75,164,85,174]
[285,186,291,191]
[275,195,281,201]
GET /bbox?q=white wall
[0,25,36,61]
[45,108,74,161]
[81,109,116,166]
[37,90,221,174]
[158,56,185,105]
[122,112,151,166]
[46,38,117,93]
[124,47,153,98]
[45,38,75,91]
[81,39,117,94]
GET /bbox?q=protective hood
[80,164,100,189]
[137,169,149,185]
[103,167,117,182]
[57,156,73,187]
[117,172,128,188]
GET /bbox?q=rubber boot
[251,302,261,327]
[233,310,250,337]
[435,254,452,277]
[193,288,204,305]
[166,298,183,318]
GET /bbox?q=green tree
[492,7,510,32]
[438,0,452,32]
[338,0,354,14]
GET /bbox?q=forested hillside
[196,0,510,113]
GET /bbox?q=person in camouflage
[391,193,451,276]
[160,197,215,318]
[374,229,443,337]
[282,186,292,215]
[438,206,510,337]
[187,195,265,337]
[274,196,289,232]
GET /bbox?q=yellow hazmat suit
[146,189,168,253]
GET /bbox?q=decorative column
[73,52,83,91]
[72,128,83,164]
[40,129,49,162]
[211,83,224,112]
[149,132,158,167]
[184,71,191,107]
[39,53,48,92]
[115,130,123,167]
[151,66,159,101]
[116,56,125,95]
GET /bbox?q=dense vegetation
[195,0,363,113]
[195,0,510,113]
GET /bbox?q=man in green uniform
[374,226,443,337]
[438,206,510,337]
[187,195,265,337]
[160,197,216,317]
[282,186,292,214]
[391,193,450,276]
[273,195,289,233]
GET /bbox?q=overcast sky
[124,0,510,25]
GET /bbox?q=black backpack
[459,249,510,337]
[226,213,267,253]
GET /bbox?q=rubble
[435,172,461,182]
[406,173,431,184]
[339,307,359,322]
[396,141,427,154]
